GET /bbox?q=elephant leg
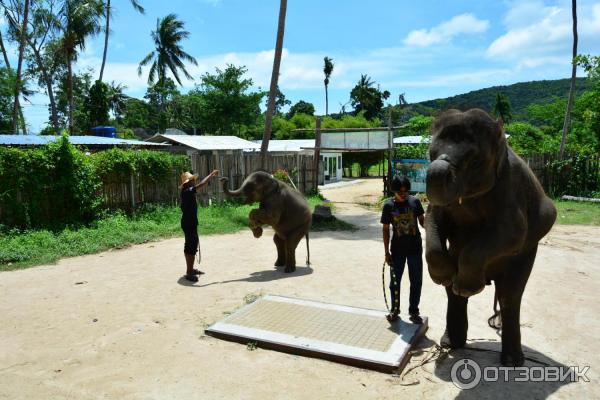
[441,285,468,348]
[283,230,304,273]
[273,234,285,267]
[497,246,537,367]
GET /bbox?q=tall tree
[1,0,31,133]
[323,56,333,116]
[260,0,287,169]
[25,0,61,134]
[560,0,578,158]
[350,74,388,120]
[59,0,104,133]
[137,14,197,86]
[98,0,144,82]
[492,92,513,123]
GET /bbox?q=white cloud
[487,1,600,67]
[403,14,490,47]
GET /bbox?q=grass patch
[554,200,600,225]
[0,194,341,271]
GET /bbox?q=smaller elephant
[221,171,311,273]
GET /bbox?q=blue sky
[13,0,600,133]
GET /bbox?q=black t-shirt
[380,196,425,255]
[180,185,198,227]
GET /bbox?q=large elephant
[221,171,312,273]
[425,109,556,366]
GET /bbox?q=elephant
[221,171,312,273]
[425,108,557,367]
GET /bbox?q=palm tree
[11,0,29,134]
[137,14,197,86]
[560,0,578,158]
[98,0,144,82]
[260,0,287,169]
[323,56,333,116]
[59,0,104,133]
[492,92,512,123]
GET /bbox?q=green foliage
[554,200,600,225]
[0,136,101,229]
[394,144,429,159]
[343,151,385,177]
[117,128,136,139]
[0,138,189,229]
[54,70,93,132]
[415,78,593,122]
[505,122,559,156]
[193,65,265,137]
[84,80,111,131]
[350,74,389,120]
[287,100,315,118]
[399,115,434,136]
[122,98,151,130]
[0,68,17,132]
[144,77,180,133]
[321,111,381,129]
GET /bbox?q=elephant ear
[495,118,508,177]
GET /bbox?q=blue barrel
[91,126,117,138]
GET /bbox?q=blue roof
[0,135,167,147]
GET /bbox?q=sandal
[184,274,199,282]
[192,268,205,275]
[409,314,423,324]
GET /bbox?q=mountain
[410,78,593,121]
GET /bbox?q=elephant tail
[305,232,311,266]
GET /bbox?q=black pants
[389,252,423,315]
[181,223,198,255]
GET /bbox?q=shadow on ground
[430,340,577,399]
[178,265,314,287]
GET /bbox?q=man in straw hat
[180,169,219,282]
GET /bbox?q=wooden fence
[96,152,323,210]
[191,152,322,205]
[524,152,600,197]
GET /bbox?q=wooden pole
[313,118,322,191]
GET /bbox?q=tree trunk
[325,84,329,116]
[99,0,110,82]
[29,43,60,134]
[12,0,30,134]
[560,0,578,159]
[0,29,10,68]
[260,0,287,170]
[68,56,74,134]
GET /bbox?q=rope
[487,285,502,332]
[197,235,202,265]
[382,260,399,313]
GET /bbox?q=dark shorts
[181,223,199,255]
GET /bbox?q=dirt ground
[1,178,598,399]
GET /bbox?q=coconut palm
[137,14,197,86]
[560,0,578,158]
[323,56,333,116]
[260,0,287,169]
[98,0,144,82]
[58,0,104,133]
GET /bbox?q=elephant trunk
[221,177,244,197]
[426,157,459,206]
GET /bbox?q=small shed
[0,134,169,152]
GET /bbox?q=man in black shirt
[381,175,425,324]
[180,170,219,282]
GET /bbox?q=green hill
[412,78,593,121]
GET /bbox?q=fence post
[130,171,135,211]
[313,118,321,190]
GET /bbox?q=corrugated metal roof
[393,135,431,144]
[147,134,260,151]
[0,134,167,147]
[250,139,315,152]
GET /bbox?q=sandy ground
[1,178,599,399]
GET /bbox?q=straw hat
[179,171,198,189]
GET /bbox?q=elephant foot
[451,276,485,298]
[251,227,263,238]
[284,265,296,273]
[274,259,285,267]
[501,351,525,367]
